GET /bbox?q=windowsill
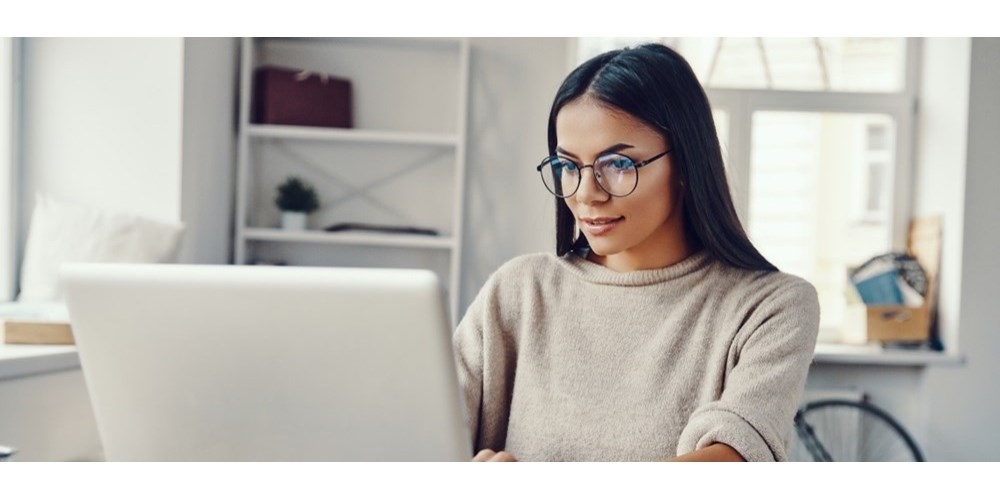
[0,343,80,380]
[813,342,965,367]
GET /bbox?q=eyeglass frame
[535,148,673,198]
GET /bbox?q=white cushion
[17,193,185,301]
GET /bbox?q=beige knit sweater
[452,249,820,461]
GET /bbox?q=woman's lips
[580,216,624,237]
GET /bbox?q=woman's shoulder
[488,252,564,282]
[462,252,565,327]
[711,264,821,350]
[474,252,574,303]
[710,260,819,311]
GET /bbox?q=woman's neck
[587,233,698,273]
[587,248,693,273]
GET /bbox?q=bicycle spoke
[791,399,922,462]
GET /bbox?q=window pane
[674,37,906,92]
[577,37,907,93]
[748,111,896,333]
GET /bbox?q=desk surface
[0,343,80,380]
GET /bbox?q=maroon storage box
[252,65,353,128]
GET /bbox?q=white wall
[19,38,185,227]
[923,37,1000,461]
[177,38,239,264]
[911,37,971,355]
[907,37,972,457]
[458,38,568,313]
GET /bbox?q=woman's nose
[574,166,610,204]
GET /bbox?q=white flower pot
[281,211,308,231]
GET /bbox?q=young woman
[454,43,820,462]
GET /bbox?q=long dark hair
[548,43,777,272]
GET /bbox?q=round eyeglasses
[536,149,672,198]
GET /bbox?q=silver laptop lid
[62,263,470,461]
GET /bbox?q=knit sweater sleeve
[452,287,485,456]
[451,265,519,455]
[676,278,821,462]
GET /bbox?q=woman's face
[555,96,688,271]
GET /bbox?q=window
[747,111,897,329]
[1,37,15,302]
[576,38,918,336]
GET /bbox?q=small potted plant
[275,176,320,231]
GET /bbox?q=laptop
[61,263,471,461]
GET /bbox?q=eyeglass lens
[540,154,638,197]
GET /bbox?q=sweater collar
[558,249,714,286]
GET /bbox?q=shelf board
[247,124,459,146]
[260,37,464,51]
[243,227,455,250]
[812,342,965,367]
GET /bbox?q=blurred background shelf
[247,124,460,146]
[243,227,455,250]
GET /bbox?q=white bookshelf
[234,37,470,325]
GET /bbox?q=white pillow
[17,193,185,301]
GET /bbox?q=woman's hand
[472,449,518,462]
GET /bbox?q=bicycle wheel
[790,399,925,462]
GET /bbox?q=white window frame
[706,38,921,252]
[0,37,20,302]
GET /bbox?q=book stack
[850,253,926,307]
[842,217,941,346]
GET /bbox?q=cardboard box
[843,303,930,344]
[252,65,353,128]
[842,216,941,345]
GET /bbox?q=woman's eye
[605,157,632,170]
